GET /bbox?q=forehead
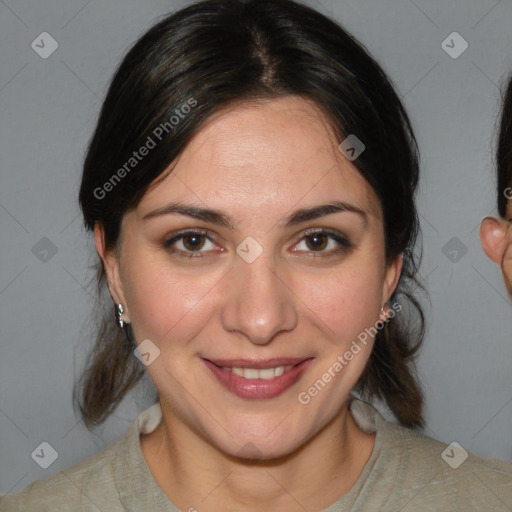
[140,96,381,219]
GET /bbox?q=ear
[94,223,130,322]
[479,216,508,265]
[381,252,403,307]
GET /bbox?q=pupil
[184,234,203,251]
[308,234,327,251]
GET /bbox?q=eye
[163,228,352,259]
[163,229,218,258]
[292,228,352,256]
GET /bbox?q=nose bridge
[221,246,297,344]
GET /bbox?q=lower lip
[202,359,313,399]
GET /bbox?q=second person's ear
[479,216,509,265]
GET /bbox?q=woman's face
[503,203,512,293]
[480,200,512,295]
[98,95,401,459]
[499,201,512,294]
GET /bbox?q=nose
[221,250,298,345]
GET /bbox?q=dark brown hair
[75,0,425,429]
[497,75,512,218]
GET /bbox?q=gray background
[1,0,512,495]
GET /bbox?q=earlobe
[479,216,508,265]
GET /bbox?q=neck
[141,401,375,512]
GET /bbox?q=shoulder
[0,403,163,511]
[0,435,127,511]
[391,423,512,510]
[351,399,512,511]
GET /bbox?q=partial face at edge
[96,95,402,459]
[480,198,512,295]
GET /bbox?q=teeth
[227,365,294,379]
[232,367,245,377]
[258,368,276,379]
[244,368,260,379]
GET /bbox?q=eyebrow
[142,200,368,228]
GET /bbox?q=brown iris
[182,234,206,251]
[305,233,328,251]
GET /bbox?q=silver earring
[115,303,125,328]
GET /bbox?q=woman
[480,76,512,293]
[2,0,511,510]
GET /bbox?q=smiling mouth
[201,357,313,399]
[211,363,296,380]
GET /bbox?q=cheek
[121,249,226,342]
[296,264,383,338]
[122,241,385,346]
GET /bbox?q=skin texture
[480,200,512,295]
[95,96,402,511]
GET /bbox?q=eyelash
[163,228,353,259]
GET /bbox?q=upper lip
[202,357,312,369]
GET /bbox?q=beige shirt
[1,399,511,511]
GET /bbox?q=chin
[212,424,303,462]
[230,437,299,462]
